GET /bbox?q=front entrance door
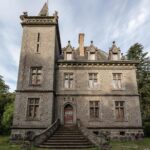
[64,104,73,125]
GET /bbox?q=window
[89,73,98,88]
[36,33,40,53]
[27,98,39,119]
[64,73,73,88]
[66,52,72,60]
[89,52,95,60]
[90,101,99,119]
[112,54,118,60]
[112,73,122,89]
[30,67,42,85]
[115,101,125,121]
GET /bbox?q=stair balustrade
[32,119,60,146]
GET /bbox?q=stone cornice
[16,90,55,93]
[56,93,139,96]
[20,15,58,26]
[57,60,139,68]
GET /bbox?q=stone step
[39,145,94,149]
[43,142,92,145]
[47,139,88,142]
[38,125,94,149]
[50,136,86,140]
[54,132,82,135]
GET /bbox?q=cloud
[0,0,150,91]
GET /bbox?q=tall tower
[11,3,61,140]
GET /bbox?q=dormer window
[66,52,72,60]
[89,52,95,60]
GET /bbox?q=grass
[0,136,150,150]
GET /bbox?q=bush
[144,121,150,137]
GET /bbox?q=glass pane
[32,68,37,74]
[35,99,39,104]
[29,99,34,104]
[66,53,72,60]
[29,105,34,117]
[115,101,119,106]
[120,108,124,119]
[64,80,69,88]
[90,108,94,118]
[89,80,93,88]
[69,80,73,88]
[90,53,95,60]
[90,101,94,107]
[95,108,99,118]
[34,106,39,117]
[95,101,99,106]
[117,80,122,88]
[37,69,42,74]
[31,75,37,84]
[113,80,117,89]
[115,108,119,119]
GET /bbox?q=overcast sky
[0,0,150,92]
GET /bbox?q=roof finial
[38,2,49,16]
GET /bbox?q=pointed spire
[38,2,49,16]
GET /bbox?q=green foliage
[0,75,9,94]
[127,43,150,136]
[144,121,150,137]
[0,75,15,135]
[2,103,14,132]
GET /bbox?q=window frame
[29,67,42,86]
[112,73,122,90]
[64,73,74,89]
[88,73,98,89]
[115,101,125,121]
[26,98,40,120]
[66,52,73,60]
[89,101,100,119]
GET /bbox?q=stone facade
[11,4,143,141]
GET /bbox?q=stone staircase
[39,125,94,149]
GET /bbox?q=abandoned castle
[11,3,143,147]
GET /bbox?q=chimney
[79,33,85,56]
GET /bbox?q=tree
[127,43,150,136]
[0,75,9,94]
[0,75,15,134]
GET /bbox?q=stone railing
[77,119,111,150]
[32,119,60,146]
[77,119,100,146]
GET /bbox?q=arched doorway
[64,104,73,125]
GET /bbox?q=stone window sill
[88,119,102,122]
[112,89,125,91]
[115,120,128,122]
[26,118,40,121]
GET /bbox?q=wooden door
[64,104,73,125]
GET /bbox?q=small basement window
[120,131,125,136]
[93,131,99,135]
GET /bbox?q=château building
[11,3,143,147]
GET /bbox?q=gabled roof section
[109,41,120,54]
[63,41,74,52]
[38,2,49,16]
[86,41,97,52]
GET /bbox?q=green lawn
[0,136,150,150]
